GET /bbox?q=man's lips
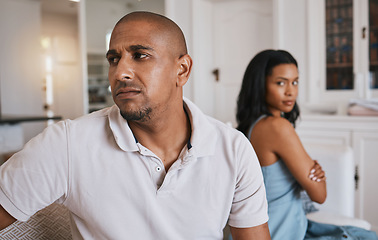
[115,87,141,99]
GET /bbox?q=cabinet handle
[362,27,366,39]
[212,68,219,82]
[354,165,359,190]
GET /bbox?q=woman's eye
[276,81,285,86]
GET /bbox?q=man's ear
[176,54,192,87]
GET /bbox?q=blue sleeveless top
[248,116,307,239]
[260,161,307,239]
[227,116,378,239]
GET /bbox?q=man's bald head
[114,11,188,57]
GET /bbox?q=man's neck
[128,105,191,171]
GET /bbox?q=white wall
[86,1,129,54]
[41,12,84,120]
[0,0,86,143]
[86,0,165,54]
[0,0,46,142]
[273,0,308,105]
[0,0,44,116]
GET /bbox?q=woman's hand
[308,160,326,182]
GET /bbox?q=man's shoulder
[67,105,114,126]
[198,114,249,151]
[184,98,245,141]
[206,115,240,135]
[47,106,116,137]
[79,105,114,120]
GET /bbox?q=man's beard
[120,107,152,122]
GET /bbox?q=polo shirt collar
[108,98,218,157]
[108,105,139,152]
[183,98,218,157]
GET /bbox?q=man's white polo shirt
[0,98,268,239]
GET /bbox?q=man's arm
[0,204,16,230]
[230,223,271,240]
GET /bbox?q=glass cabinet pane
[325,0,353,90]
[370,0,378,89]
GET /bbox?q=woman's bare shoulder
[251,116,297,154]
[255,116,295,135]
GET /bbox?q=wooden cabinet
[296,115,378,233]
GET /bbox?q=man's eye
[134,53,148,59]
[293,81,299,86]
[107,57,120,64]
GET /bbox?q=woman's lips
[283,101,294,106]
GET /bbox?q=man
[0,12,270,239]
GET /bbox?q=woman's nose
[285,85,294,96]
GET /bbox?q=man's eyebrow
[106,49,118,58]
[106,45,154,58]
[129,44,154,51]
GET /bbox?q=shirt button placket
[151,159,165,189]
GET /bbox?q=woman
[236,49,378,239]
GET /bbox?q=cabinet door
[369,0,378,89]
[325,0,354,90]
[353,131,378,233]
[307,0,378,104]
[296,128,351,146]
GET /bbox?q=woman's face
[265,63,298,117]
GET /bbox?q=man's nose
[115,58,134,81]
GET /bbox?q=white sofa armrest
[307,211,371,230]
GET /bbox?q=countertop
[0,115,62,124]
